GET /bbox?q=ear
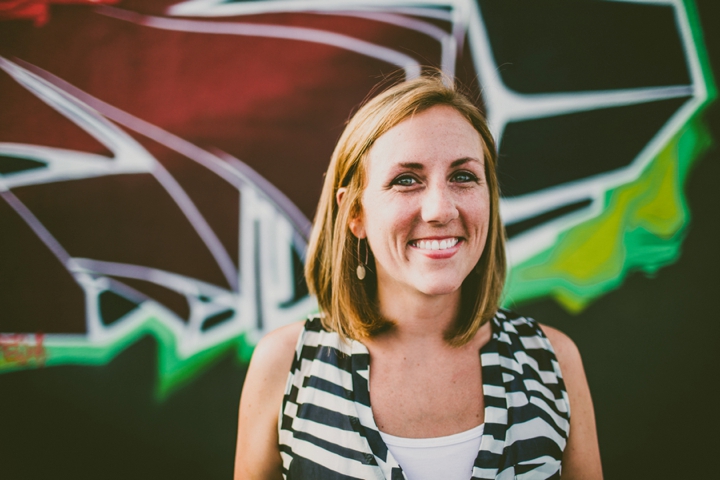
[337,187,366,239]
[336,187,347,207]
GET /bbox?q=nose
[421,183,459,225]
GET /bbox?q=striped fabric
[278,309,570,479]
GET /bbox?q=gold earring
[357,238,368,280]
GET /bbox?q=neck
[374,284,461,345]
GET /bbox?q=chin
[415,279,465,297]
[411,267,472,294]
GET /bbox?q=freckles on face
[354,105,491,298]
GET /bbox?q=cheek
[467,191,490,221]
[363,197,415,244]
[466,195,491,246]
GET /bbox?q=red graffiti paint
[0,333,46,366]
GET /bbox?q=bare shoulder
[538,324,604,479]
[250,319,306,372]
[239,319,304,411]
[539,324,582,366]
[234,320,305,480]
[537,324,586,405]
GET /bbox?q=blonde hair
[305,74,506,346]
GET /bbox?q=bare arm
[541,325,603,480]
[234,321,305,480]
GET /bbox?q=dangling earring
[356,238,368,280]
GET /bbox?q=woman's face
[350,105,490,301]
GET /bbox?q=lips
[410,237,460,251]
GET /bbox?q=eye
[451,170,478,183]
[391,174,418,187]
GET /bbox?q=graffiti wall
[0,0,717,478]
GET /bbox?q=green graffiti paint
[504,116,714,312]
[504,0,716,312]
[0,0,715,401]
[0,316,256,400]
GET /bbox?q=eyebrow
[398,157,483,170]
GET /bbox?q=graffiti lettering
[0,333,46,367]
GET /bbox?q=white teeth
[413,238,458,251]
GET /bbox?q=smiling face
[350,105,490,305]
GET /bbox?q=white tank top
[379,423,485,480]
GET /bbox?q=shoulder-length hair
[305,74,506,346]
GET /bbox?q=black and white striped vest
[278,309,570,479]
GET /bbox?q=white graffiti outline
[0,56,315,354]
[164,0,707,265]
[0,0,709,366]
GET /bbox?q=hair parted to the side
[305,72,506,347]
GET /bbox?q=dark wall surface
[515,2,720,476]
[516,147,720,478]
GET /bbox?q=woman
[234,75,603,479]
